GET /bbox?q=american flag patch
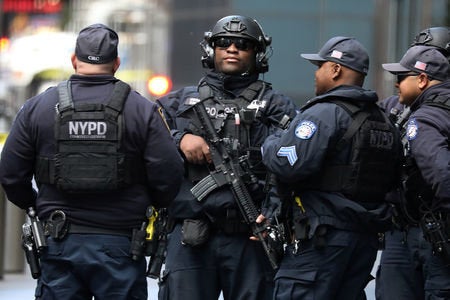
[331,50,343,59]
[414,61,427,71]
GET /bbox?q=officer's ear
[71,53,77,70]
[417,72,431,90]
[331,63,342,79]
[112,57,121,73]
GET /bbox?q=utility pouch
[44,210,69,240]
[181,219,210,247]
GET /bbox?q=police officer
[382,45,450,299]
[376,26,450,300]
[0,24,184,300]
[156,15,297,300]
[261,36,401,299]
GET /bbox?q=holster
[421,212,450,264]
[293,206,310,241]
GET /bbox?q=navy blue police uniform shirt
[0,74,184,230]
[405,80,450,206]
[379,95,404,117]
[261,85,392,235]
[157,70,298,220]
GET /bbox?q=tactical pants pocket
[274,268,317,300]
[158,270,170,300]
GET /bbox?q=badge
[277,146,298,166]
[295,120,317,139]
[406,118,418,141]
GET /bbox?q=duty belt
[212,218,250,234]
[44,210,132,239]
[211,208,250,234]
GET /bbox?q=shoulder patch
[406,118,418,141]
[184,97,200,106]
[295,120,317,139]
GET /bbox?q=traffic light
[147,75,172,97]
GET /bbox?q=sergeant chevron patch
[277,146,298,166]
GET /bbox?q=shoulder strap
[424,94,450,111]
[325,99,371,150]
[239,80,269,102]
[57,80,73,114]
[105,80,131,118]
[57,80,130,117]
[198,83,213,101]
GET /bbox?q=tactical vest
[401,93,450,223]
[184,80,270,183]
[35,80,146,193]
[300,98,401,203]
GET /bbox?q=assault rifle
[188,100,281,269]
[22,207,47,279]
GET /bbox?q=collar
[201,70,259,97]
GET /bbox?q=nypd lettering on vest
[369,129,394,149]
[69,121,107,139]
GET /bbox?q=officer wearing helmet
[376,26,450,300]
[156,15,297,300]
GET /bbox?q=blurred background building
[0,0,449,278]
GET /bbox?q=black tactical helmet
[200,15,272,73]
[412,26,450,58]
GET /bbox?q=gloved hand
[260,187,282,224]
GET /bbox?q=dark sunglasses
[213,37,254,51]
[396,72,419,84]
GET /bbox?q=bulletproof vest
[184,81,270,182]
[401,93,450,222]
[301,98,401,203]
[35,80,146,193]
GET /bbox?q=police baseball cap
[301,36,369,75]
[382,45,449,82]
[75,24,118,64]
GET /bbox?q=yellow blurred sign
[0,133,8,146]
